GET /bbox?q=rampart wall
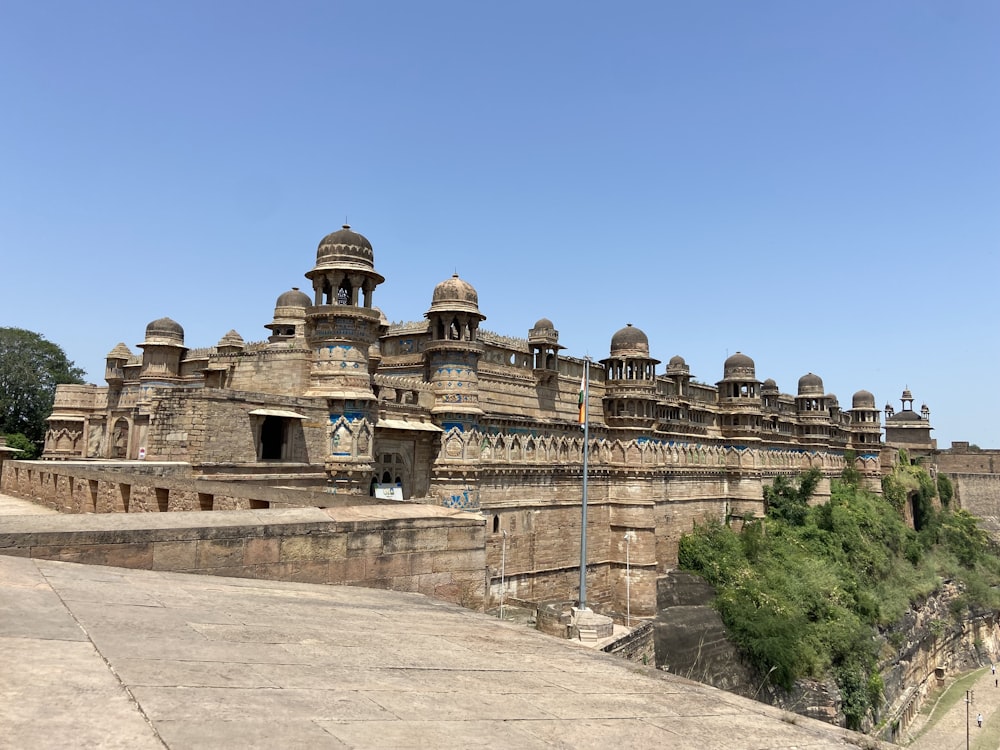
[0,503,485,607]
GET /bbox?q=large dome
[141,317,184,346]
[797,372,824,396]
[426,273,484,317]
[722,351,755,379]
[610,324,649,356]
[314,224,375,271]
[852,389,876,409]
[275,287,311,308]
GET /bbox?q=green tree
[0,328,86,447]
[2,432,39,460]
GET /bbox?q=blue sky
[3,1,998,448]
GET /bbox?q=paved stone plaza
[0,495,895,750]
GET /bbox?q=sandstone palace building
[39,224,936,619]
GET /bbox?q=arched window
[492,515,500,533]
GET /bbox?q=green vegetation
[0,327,85,452]
[678,452,1000,730]
[2,432,39,459]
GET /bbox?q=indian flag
[578,374,586,425]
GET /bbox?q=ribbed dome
[797,372,824,396]
[722,351,755,379]
[275,287,311,308]
[315,224,375,271]
[610,324,649,356]
[426,273,484,317]
[142,317,184,346]
[852,389,876,409]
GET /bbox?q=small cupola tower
[795,372,830,447]
[137,317,186,389]
[601,324,660,430]
[266,287,311,345]
[716,352,762,440]
[848,389,882,448]
[528,317,564,385]
[423,273,486,430]
[303,224,385,493]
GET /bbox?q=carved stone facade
[43,223,925,620]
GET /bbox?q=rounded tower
[423,273,486,429]
[795,372,832,447]
[528,317,564,384]
[600,324,660,430]
[266,287,311,345]
[303,225,385,493]
[716,352,762,440]
[848,389,882,449]
[137,317,186,386]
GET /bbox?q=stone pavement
[0,494,895,749]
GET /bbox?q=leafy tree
[0,328,86,447]
[763,467,820,526]
[2,432,39,460]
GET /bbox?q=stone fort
[24,223,949,621]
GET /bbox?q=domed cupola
[137,317,186,383]
[849,389,881,448]
[667,355,689,376]
[302,224,386,495]
[305,224,385,308]
[314,225,377,273]
[795,372,828,415]
[716,352,762,440]
[852,389,876,409]
[794,372,833,447]
[142,317,185,347]
[528,317,563,383]
[723,351,756,380]
[600,324,660,431]
[423,273,486,424]
[610,324,650,357]
[267,287,311,343]
[427,273,484,317]
[797,372,824,396]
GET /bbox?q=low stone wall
[0,459,380,513]
[602,620,655,665]
[0,505,486,608]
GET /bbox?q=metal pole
[579,358,590,610]
[500,530,507,620]
[966,689,970,750]
[625,531,631,628]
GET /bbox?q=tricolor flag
[578,374,586,425]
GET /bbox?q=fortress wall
[937,451,1000,474]
[145,390,331,464]
[0,498,485,608]
[950,473,1000,538]
[222,349,312,395]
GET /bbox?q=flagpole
[579,357,590,610]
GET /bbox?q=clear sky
[2,1,998,448]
